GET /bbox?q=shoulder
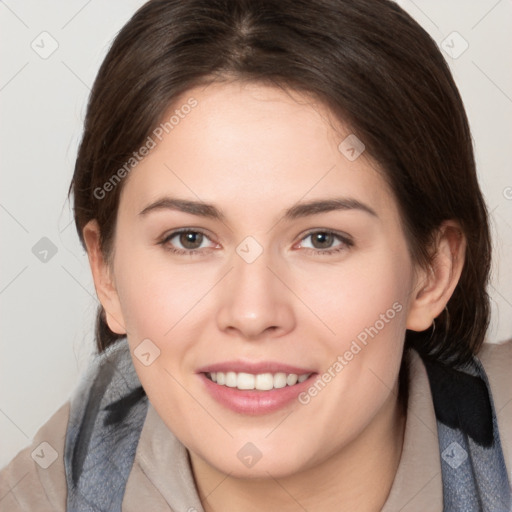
[477,339,512,476]
[0,402,70,512]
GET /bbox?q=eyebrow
[139,196,378,220]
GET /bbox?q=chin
[199,443,317,480]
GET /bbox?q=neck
[189,382,406,512]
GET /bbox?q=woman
[1,0,510,510]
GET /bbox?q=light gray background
[1,0,511,467]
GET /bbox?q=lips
[196,361,317,415]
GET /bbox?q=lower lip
[199,373,317,415]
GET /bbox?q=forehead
[119,81,397,223]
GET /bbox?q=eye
[159,228,352,256]
[159,229,217,255]
[297,230,353,255]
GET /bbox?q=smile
[199,370,318,415]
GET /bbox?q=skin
[84,81,465,511]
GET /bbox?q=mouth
[197,363,318,415]
[204,371,312,391]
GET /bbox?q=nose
[215,248,296,340]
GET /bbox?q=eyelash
[158,229,354,256]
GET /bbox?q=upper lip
[196,361,316,375]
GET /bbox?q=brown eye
[160,229,214,254]
[298,230,353,255]
[179,231,204,249]
[310,232,335,249]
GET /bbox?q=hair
[70,0,491,366]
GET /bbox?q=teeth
[286,373,298,386]
[273,372,287,389]
[207,371,311,390]
[255,373,274,390]
[237,372,255,390]
[225,371,237,387]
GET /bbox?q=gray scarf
[64,338,512,511]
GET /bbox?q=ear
[406,220,466,332]
[82,220,127,335]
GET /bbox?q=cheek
[294,254,411,443]
[309,245,413,405]
[299,247,412,345]
[112,230,220,335]
[116,270,170,336]
[112,250,209,417]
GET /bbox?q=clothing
[1,340,511,511]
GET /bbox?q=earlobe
[82,220,127,335]
[406,221,466,332]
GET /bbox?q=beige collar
[132,349,443,511]
[381,349,443,511]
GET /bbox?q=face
[97,82,423,478]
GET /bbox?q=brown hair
[70,0,491,365]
